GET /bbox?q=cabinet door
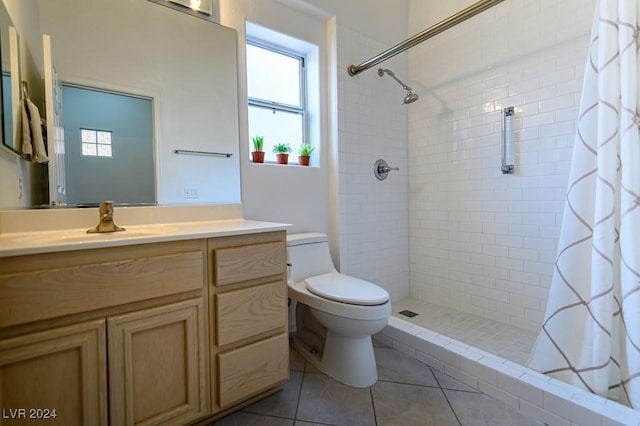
[0,320,107,426]
[108,299,208,426]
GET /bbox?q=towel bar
[173,149,233,158]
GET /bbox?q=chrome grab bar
[501,106,515,174]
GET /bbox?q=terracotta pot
[251,151,265,163]
[298,155,310,166]
[276,153,289,164]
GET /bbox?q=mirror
[9,0,241,206]
[0,0,20,156]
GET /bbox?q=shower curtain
[527,0,639,409]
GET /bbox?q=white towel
[21,98,48,163]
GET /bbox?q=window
[81,128,112,157]
[246,40,306,163]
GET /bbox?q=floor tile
[375,346,439,387]
[296,373,376,426]
[432,369,479,393]
[212,412,294,425]
[290,345,307,372]
[242,371,303,419]
[371,381,459,426]
[212,338,547,426]
[444,389,545,426]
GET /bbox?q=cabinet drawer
[214,242,286,287]
[216,281,286,346]
[217,333,289,408]
[0,250,204,328]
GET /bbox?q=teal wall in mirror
[62,85,155,205]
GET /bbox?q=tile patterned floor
[392,297,538,365]
[211,339,545,426]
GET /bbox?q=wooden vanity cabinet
[0,230,290,425]
[209,231,289,412]
[0,240,209,426]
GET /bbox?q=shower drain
[398,309,418,318]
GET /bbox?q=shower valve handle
[379,165,399,173]
[374,159,399,181]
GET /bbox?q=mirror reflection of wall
[62,85,155,205]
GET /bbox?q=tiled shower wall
[336,26,410,302]
[407,0,595,331]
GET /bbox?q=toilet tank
[287,233,337,284]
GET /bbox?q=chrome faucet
[87,201,126,233]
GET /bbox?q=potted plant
[272,143,292,164]
[297,143,315,166]
[251,136,265,163]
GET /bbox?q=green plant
[251,135,264,152]
[297,143,315,156]
[272,143,292,154]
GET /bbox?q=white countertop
[0,219,289,257]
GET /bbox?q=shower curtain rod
[347,0,506,76]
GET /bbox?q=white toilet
[287,233,391,388]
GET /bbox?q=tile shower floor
[211,339,544,426]
[392,297,538,365]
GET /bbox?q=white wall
[407,0,595,330]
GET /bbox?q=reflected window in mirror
[81,128,112,157]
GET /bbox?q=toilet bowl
[287,233,391,387]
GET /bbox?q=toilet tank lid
[286,232,328,247]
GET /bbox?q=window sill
[250,161,317,168]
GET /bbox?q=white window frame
[246,39,307,153]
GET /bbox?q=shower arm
[378,68,413,92]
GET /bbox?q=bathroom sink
[6,225,179,246]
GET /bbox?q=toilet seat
[304,272,389,306]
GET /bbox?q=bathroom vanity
[0,209,289,425]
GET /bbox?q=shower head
[378,68,419,104]
[404,92,419,104]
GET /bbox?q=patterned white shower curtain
[527,0,640,410]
